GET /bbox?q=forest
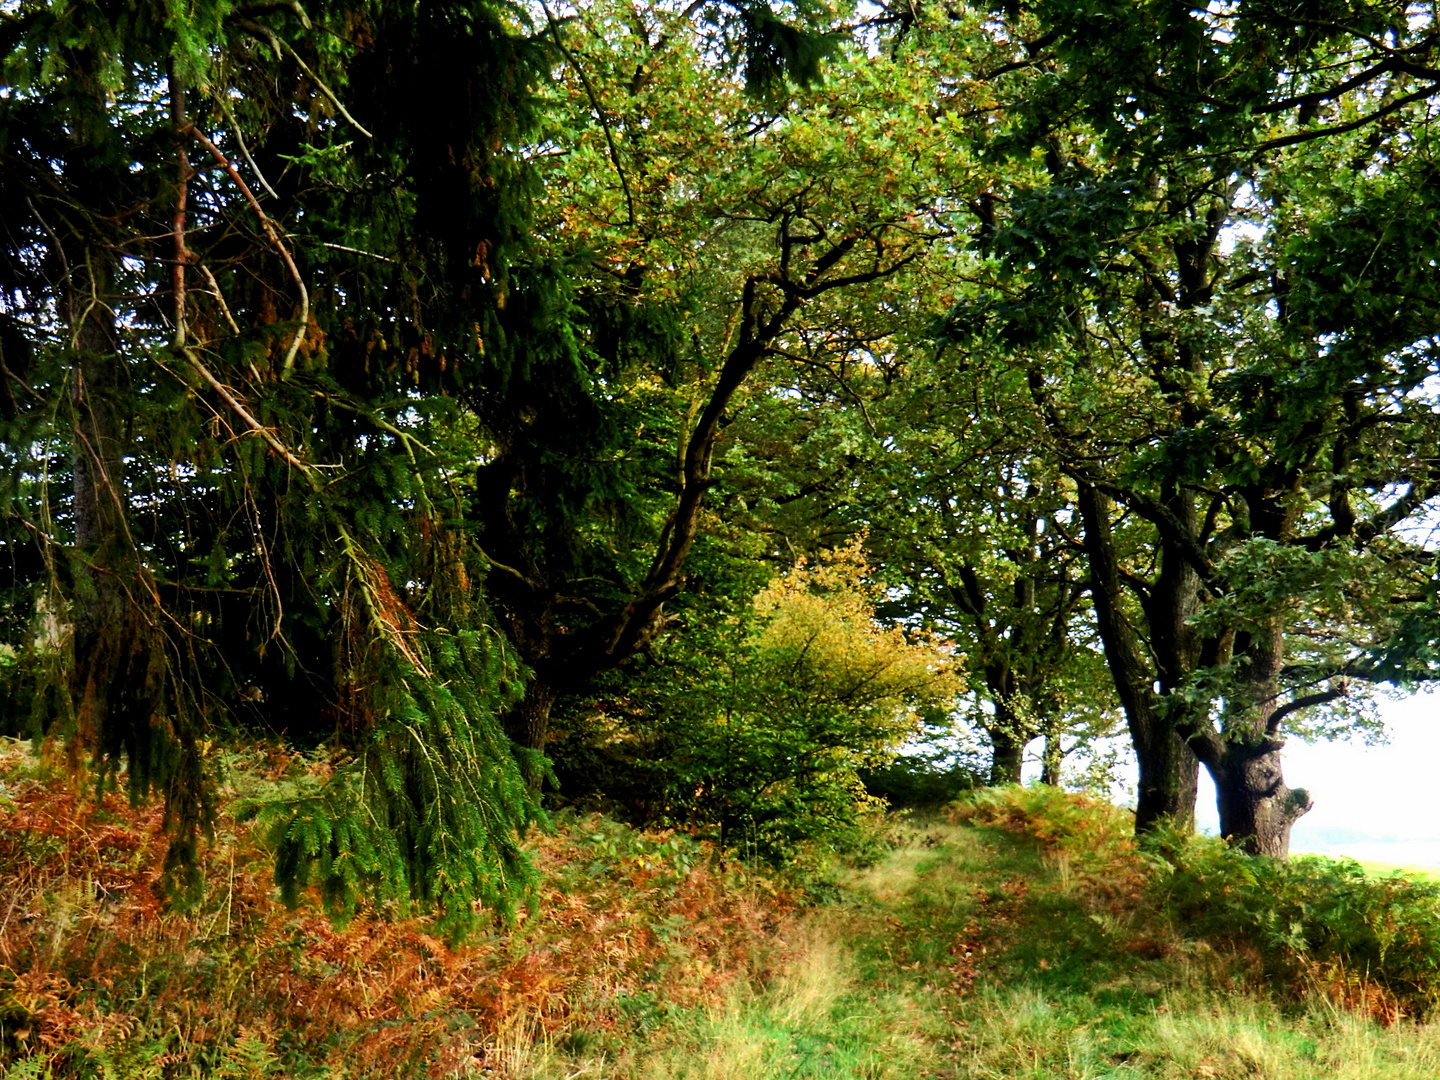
[3,0,1440,1075]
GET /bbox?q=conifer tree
[0,0,870,925]
[0,0,557,929]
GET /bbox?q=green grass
[505,815,1440,1079]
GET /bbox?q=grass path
[519,820,1440,1079]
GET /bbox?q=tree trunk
[52,55,214,899]
[1199,620,1313,857]
[1077,482,1199,834]
[987,722,1025,785]
[1209,744,1311,857]
[1040,719,1063,786]
[506,678,557,790]
[69,260,150,762]
[1134,726,1198,834]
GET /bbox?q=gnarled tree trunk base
[1212,745,1311,858]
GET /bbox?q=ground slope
[551,815,1440,1079]
[6,743,1440,1079]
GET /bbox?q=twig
[473,545,536,587]
[26,197,72,317]
[180,347,311,471]
[321,241,395,263]
[320,393,434,457]
[281,39,372,138]
[240,19,373,138]
[217,95,279,200]
[198,264,242,335]
[334,520,432,677]
[182,123,309,374]
[244,481,287,646]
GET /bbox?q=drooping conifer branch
[182,123,309,374]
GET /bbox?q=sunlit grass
[572,804,1440,1080]
[503,912,943,1079]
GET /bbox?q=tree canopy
[2,0,1439,928]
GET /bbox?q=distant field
[1298,851,1440,881]
[1350,859,1440,881]
[1293,838,1440,877]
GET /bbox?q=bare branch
[1266,687,1346,735]
[179,347,311,471]
[182,123,309,374]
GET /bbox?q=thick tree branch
[177,347,310,471]
[1256,85,1438,152]
[1265,687,1346,735]
[1069,469,1219,592]
[1304,474,1440,551]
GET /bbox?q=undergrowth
[1152,830,1440,1023]
[956,783,1440,1024]
[0,739,796,1078]
[8,748,1440,1080]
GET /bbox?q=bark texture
[1040,719,1063,786]
[1211,744,1311,857]
[986,721,1025,785]
[506,678,558,789]
[1134,728,1198,833]
[1077,481,1200,833]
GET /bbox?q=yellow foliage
[749,537,963,756]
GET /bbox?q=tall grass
[550,919,940,1080]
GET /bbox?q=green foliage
[1150,833,1440,1018]
[669,546,957,864]
[914,0,1440,843]
[733,1,844,102]
[954,786,1440,1019]
[859,754,982,809]
[557,543,960,868]
[2,0,1437,954]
